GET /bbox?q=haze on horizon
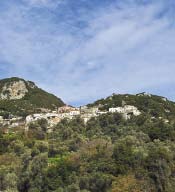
[0,0,175,106]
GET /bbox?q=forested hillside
[0,77,64,117]
[88,93,175,120]
[1,93,175,192]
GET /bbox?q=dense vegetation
[88,93,175,121]
[1,92,175,192]
[0,77,64,117]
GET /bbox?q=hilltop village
[0,104,141,133]
[0,78,155,134]
[26,104,141,126]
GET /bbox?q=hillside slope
[1,90,175,192]
[88,92,175,122]
[0,77,64,116]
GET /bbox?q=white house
[109,105,141,119]
[26,113,61,125]
[124,105,141,116]
[26,114,43,124]
[109,107,123,113]
[70,110,80,116]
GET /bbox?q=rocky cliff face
[0,80,28,100]
[0,77,64,116]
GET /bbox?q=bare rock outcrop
[0,80,28,100]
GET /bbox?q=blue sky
[0,0,175,106]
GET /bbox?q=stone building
[109,105,141,119]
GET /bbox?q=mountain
[1,85,175,192]
[0,77,64,116]
[88,92,175,122]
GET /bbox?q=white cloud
[0,0,175,105]
[22,0,64,8]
